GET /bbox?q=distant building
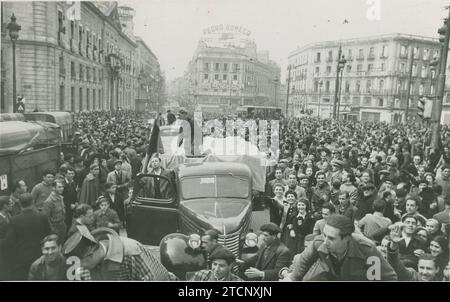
[288,33,441,123]
[186,25,281,115]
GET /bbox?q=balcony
[346,56,353,61]
[356,56,365,61]
[326,57,333,63]
[367,54,376,60]
[314,59,321,64]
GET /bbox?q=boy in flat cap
[190,246,242,281]
[240,223,291,281]
[284,214,397,281]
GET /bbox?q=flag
[67,1,81,21]
[142,115,162,173]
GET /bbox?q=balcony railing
[356,56,365,61]
[367,54,376,60]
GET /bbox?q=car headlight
[188,234,201,249]
[244,232,258,248]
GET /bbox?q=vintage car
[125,159,260,278]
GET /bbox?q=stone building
[1,1,163,113]
[186,25,281,115]
[287,33,441,123]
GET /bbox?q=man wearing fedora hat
[63,226,173,281]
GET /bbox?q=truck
[125,131,267,279]
[0,121,61,196]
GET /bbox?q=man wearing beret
[284,215,397,281]
[190,246,242,281]
[240,223,291,281]
[62,226,174,281]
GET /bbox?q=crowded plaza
[0,108,449,281]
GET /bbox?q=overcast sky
[120,0,450,82]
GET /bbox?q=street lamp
[318,80,323,118]
[7,14,21,113]
[286,64,292,117]
[336,54,347,120]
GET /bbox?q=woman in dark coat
[294,197,315,254]
[280,191,299,254]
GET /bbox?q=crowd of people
[0,110,449,281]
[258,116,450,281]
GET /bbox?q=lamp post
[286,64,292,117]
[318,80,323,118]
[7,14,21,113]
[336,54,347,120]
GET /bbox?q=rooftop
[288,33,440,58]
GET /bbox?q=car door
[126,173,179,245]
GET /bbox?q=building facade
[288,34,441,123]
[1,1,164,113]
[186,25,281,114]
[135,36,164,112]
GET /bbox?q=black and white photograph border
[0,0,449,290]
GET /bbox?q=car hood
[179,198,251,235]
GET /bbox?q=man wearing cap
[190,246,242,281]
[330,159,344,186]
[63,226,174,281]
[241,223,291,281]
[285,214,397,281]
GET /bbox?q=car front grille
[218,232,241,258]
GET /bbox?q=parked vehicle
[125,159,261,278]
[0,121,60,196]
[24,112,73,140]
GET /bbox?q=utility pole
[286,64,292,117]
[333,45,342,119]
[318,80,323,118]
[432,9,450,149]
[405,45,415,122]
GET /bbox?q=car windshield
[180,175,249,199]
